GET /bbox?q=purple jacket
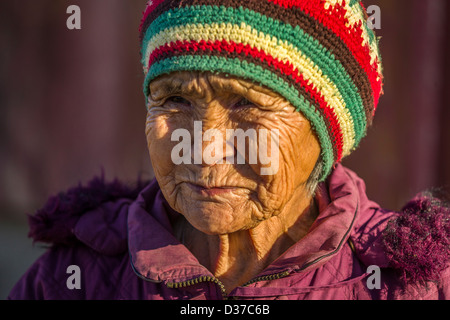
[8,165,450,300]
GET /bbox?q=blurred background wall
[0,0,449,299]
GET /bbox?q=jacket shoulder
[8,235,133,300]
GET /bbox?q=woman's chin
[177,201,252,235]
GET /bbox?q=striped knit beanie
[139,0,383,181]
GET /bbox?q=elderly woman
[9,0,449,300]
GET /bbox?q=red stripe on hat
[139,0,166,33]
[266,0,381,109]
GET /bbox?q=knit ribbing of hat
[142,9,363,154]
[140,0,382,105]
[139,0,383,181]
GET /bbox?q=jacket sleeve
[8,247,86,300]
[8,252,50,300]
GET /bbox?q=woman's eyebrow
[150,79,183,98]
[209,77,279,100]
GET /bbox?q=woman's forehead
[149,71,280,98]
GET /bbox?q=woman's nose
[190,119,236,167]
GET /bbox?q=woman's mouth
[186,182,239,197]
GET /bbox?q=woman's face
[146,71,320,235]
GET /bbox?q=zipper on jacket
[166,271,290,299]
[164,204,358,296]
[166,275,227,298]
[241,270,290,287]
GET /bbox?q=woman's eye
[167,96,190,105]
[233,98,253,108]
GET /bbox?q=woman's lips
[186,182,239,196]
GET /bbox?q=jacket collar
[258,163,362,276]
[127,180,213,283]
[127,164,368,283]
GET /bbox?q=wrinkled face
[146,71,320,235]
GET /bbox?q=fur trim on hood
[28,175,147,246]
[382,189,450,285]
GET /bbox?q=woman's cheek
[146,114,178,176]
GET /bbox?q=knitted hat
[139,0,383,181]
